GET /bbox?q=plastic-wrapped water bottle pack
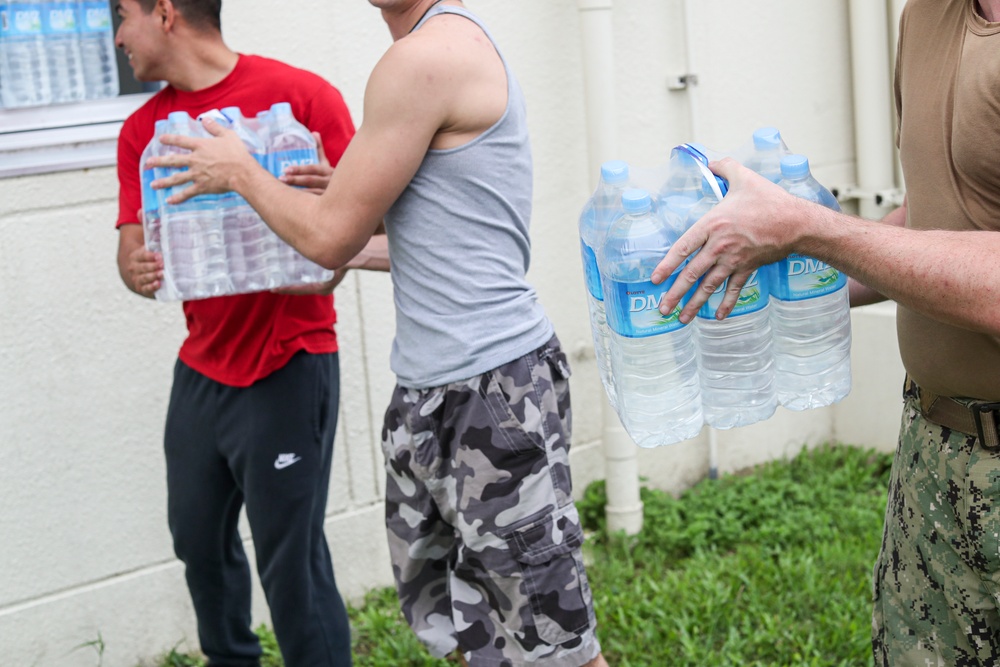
[0,0,119,109]
[578,127,852,448]
[140,103,333,302]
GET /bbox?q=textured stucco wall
[0,1,904,665]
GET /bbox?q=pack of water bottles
[141,103,334,302]
[0,0,119,109]
[579,127,852,448]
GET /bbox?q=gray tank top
[383,4,552,389]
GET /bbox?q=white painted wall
[0,1,905,665]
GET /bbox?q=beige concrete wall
[0,1,905,665]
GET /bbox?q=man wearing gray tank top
[150,2,609,665]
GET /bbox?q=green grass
[142,444,892,667]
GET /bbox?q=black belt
[905,376,1000,450]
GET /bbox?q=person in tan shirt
[654,0,1000,664]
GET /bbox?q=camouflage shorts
[381,336,601,667]
[872,386,1000,666]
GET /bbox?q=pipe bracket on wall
[667,74,699,91]
[830,184,906,209]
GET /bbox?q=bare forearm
[846,203,907,307]
[345,234,390,272]
[233,167,367,270]
[797,206,1000,334]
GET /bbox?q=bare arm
[149,37,451,270]
[271,234,390,295]
[117,223,162,298]
[652,159,1000,336]
[848,198,907,307]
[344,233,390,272]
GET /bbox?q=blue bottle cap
[600,160,630,185]
[621,188,652,214]
[780,154,810,179]
[753,126,782,150]
[270,102,293,116]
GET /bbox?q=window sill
[0,94,155,178]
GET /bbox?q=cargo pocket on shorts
[479,362,546,455]
[504,506,592,645]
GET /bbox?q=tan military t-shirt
[894,0,1000,400]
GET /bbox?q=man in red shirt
[114,1,357,665]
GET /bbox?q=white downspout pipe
[847,0,899,219]
[888,0,906,191]
[577,0,643,536]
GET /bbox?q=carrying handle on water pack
[672,143,729,202]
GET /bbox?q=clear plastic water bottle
[658,143,710,225]
[660,194,698,233]
[0,0,52,108]
[78,0,119,100]
[601,188,703,447]
[140,119,167,285]
[266,102,321,284]
[770,154,851,410]
[42,0,84,104]
[217,106,269,294]
[743,126,787,184]
[159,111,229,300]
[579,159,630,409]
[687,184,777,429]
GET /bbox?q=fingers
[166,184,203,205]
[281,163,333,177]
[156,133,200,151]
[129,249,164,295]
[312,132,330,167]
[281,173,332,190]
[713,270,753,320]
[708,156,744,181]
[270,282,330,296]
[200,116,228,137]
[151,168,194,192]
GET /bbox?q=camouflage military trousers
[872,389,1000,665]
[381,336,601,667]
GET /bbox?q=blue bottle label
[270,148,317,178]
[605,275,689,338]
[80,1,111,33]
[3,5,44,37]
[697,268,769,319]
[141,167,159,214]
[44,4,78,34]
[581,240,603,301]
[769,254,846,301]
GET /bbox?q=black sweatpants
[164,351,351,667]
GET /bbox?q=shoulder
[369,18,482,99]
[239,54,338,93]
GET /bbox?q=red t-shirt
[117,54,355,387]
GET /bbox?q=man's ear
[155,0,176,32]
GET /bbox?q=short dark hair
[137,0,222,32]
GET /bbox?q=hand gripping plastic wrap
[578,127,851,448]
[140,103,333,302]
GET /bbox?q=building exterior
[0,1,905,664]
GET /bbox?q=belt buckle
[972,401,1000,451]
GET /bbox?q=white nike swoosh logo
[274,454,302,470]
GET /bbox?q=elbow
[312,245,348,272]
